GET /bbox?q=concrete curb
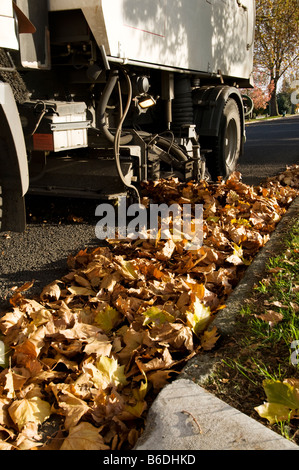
[246,114,299,126]
[136,197,299,451]
[136,379,298,450]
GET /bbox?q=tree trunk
[269,79,279,116]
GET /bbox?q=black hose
[155,136,188,163]
[97,69,133,145]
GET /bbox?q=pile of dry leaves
[0,166,298,450]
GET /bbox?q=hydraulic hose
[114,69,140,203]
[98,69,133,145]
[155,136,188,163]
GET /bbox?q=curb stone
[136,379,298,450]
[245,114,299,125]
[135,197,299,451]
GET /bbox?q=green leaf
[263,379,299,410]
[142,307,175,326]
[255,379,299,424]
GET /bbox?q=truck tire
[0,138,27,233]
[0,83,28,232]
[0,184,26,232]
[206,98,241,180]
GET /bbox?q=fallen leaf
[0,440,14,450]
[0,166,298,449]
[94,306,121,333]
[57,391,90,430]
[142,307,175,326]
[147,370,174,390]
[186,297,212,336]
[255,402,294,425]
[255,378,299,424]
[40,281,62,301]
[67,286,96,296]
[60,422,110,450]
[255,310,284,327]
[263,379,299,410]
[149,323,194,352]
[201,326,220,351]
[83,336,112,358]
[4,369,27,398]
[115,258,139,280]
[8,397,51,431]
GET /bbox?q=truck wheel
[207,98,241,180]
[0,185,26,232]
[0,186,2,231]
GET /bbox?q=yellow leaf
[8,397,51,431]
[186,297,211,336]
[254,402,293,425]
[94,356,128,389]
[94,306,121,333]
[133,373,148,402]
[124,400,147,418]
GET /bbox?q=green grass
[248,223,299,355]
[205,218,299,444]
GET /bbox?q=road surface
[0,115,298,312]
[238,115,299,185]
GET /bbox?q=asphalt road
[0,115,298,312]
[238,114,299,185]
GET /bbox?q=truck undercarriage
[0,0,255,231]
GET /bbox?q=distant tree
[255,0,299,115]
[243,70,272,115]
[250,87,269,112]
[277,92,292,115]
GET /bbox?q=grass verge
[204,217,299,445]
